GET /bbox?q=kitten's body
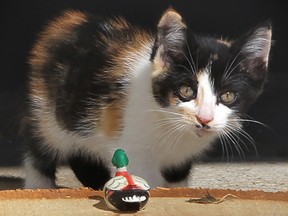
[25,9,272,189]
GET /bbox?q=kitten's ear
[234,22,272,76]
[151,9,187,66]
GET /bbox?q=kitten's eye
[178,85,195,101]
[220,91,237,105]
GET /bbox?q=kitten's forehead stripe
[216,39,232,47]
[195,71,216,120]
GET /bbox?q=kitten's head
[151,9,272,141]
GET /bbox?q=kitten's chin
[195,129,216,138]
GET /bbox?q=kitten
[24,9,272,189]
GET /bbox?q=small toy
[103,149,150,211]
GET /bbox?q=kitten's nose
[196,116,213,129]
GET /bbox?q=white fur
[24,157,57,189]
[195,71,217,122]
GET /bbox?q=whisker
[222,118,259,160]
[228,125,254,146]
[223,45,246,79]
[220,128,236,161]
[155,122,187,152]
[182,53,196,76]
[226,130,246,161]
[152,118,184,130]
[196,49,199,72]
[224,57,247,80]
[169,123,187,152]
[218,132,230,161]
[233,127,259,158]
[155,122,183,146]
[226,116,263,145]
[184,37,197,75]
[242,114,269,128]
[146,109,183,117]
[228,118,267,127]
[174,64,195,77]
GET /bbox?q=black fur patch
[51,19,126,133]
[68,154,111,190]
[161,160,192,183]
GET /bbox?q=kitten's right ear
[232,22,272,77]
[151,9,187,67]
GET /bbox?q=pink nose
[196,115,213,126]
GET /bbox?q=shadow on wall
[0,176,23,190]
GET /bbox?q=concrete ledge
[0,188,288,215]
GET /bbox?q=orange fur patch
[108,30,153,79]
[99,101,125,138]
[29,76,49,105]
[168,92,179,106]
[151,46,168,78]
[42,10,88,42]
[29,10,88,69]
[217,38,232,47]
[158,8,186,29]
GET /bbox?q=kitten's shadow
[0,176,23,190]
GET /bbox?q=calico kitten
[25,9,272,189]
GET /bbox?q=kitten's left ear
[151,9,187,66]
[234,22,272,74]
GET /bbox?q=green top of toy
[112,149,129,168]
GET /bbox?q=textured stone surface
[1,162,287,192]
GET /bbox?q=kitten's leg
[24,136,58,189]
[68,153,111,190]
[161,160,192,188]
